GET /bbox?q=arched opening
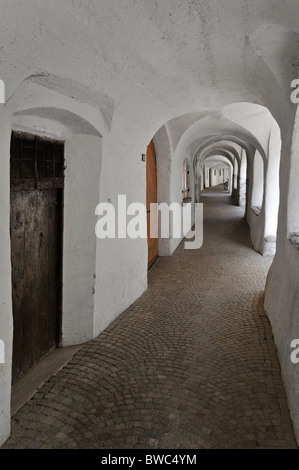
[233,157,238,190]
[151,104,280,257]
[5,79,103,393]
[182,158,191,202]
[239,149,248,209]
[250,150,264,212]
[203,157,232,192]
[11,107,102,348]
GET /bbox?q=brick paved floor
[2,194,297,449]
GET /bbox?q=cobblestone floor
[2,194,297,449]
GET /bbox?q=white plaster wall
[239,149,247,209]
[287,106,299,235]
[264,120,299,443]
[246,124,281,257]
[63,135,102,345]
[0,111,13,446]
[265,239,299,442]
[263,125,281,246]
[245,146,267,255]
[247,207,266,255]
[153,125,174,257]
[92,114,150,336]
[251,151,264,208]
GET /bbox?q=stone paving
[2,194,297,449]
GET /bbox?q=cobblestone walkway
[2,195,297,449]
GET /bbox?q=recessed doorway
[10,131,64,384]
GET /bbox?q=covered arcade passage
[1,0,299,450]
[3,190,296,448]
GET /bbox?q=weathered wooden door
[10,132,64,384]
[146,140,158,269]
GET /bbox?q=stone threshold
[11,344,83,416]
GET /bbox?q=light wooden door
[146,140,158,269]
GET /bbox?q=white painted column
[239,149,247,208]
[63,135,102,346]
[0,112,13,446]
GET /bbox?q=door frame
[10,131,65,382]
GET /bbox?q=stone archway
[0,76,103,443]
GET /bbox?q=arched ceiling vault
[196,144,241,167]
[170,112,271,172]
[201,151,236,170]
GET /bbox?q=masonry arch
[250,150,265,211]
[203,155,233,191]
[169,109,280,256]
[182,157,191,201]
[5,77,104,378]
[0,74,106,442]
[152,108,279,256]
[191,135,269,254]
[191,136,252,211]
[199,142,245,205]
[197,144,241,202]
